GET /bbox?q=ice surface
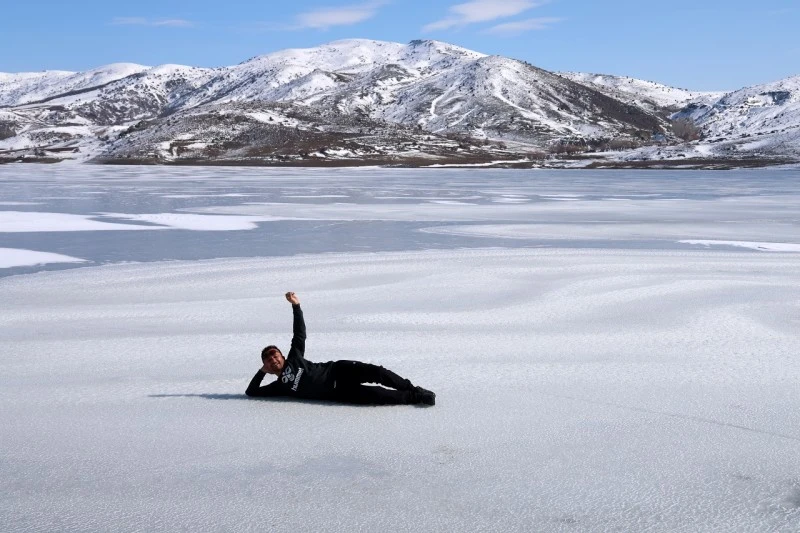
[420,222,800,248]
[2,248,800,532]
[2,166,800,531]
[0,247,86,268]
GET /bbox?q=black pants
[331,361,415,405]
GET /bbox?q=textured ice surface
[2,248,800,532]
[680,240,800,252]
[2,165,800,531]
[420,222,800,248]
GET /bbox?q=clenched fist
[285,292,300,306]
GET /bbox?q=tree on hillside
[672,118,701,141]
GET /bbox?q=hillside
[0,39,796,167]
[558,72,724,113]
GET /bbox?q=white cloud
[111,17,194,28]
[292,1,388,30]
[152,19,194,28]
[423,0,543,32]
[483,17,562,35]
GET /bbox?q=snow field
[0,247,86,268]
[558,72,725,110]
[0,211,286,233]
[2,248,800,531]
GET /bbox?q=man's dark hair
[262,345,281,361]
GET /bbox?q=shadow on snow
[147,393,428,407]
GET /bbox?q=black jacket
[245,305,336,400]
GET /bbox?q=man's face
[263,348,285,375]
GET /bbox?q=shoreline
[1,155,795,170]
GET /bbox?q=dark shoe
[413,386,436,406]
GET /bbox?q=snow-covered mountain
[673,76,800,156]
[0,63,149,106]
[0,39,797,166]
[558,72,724,112]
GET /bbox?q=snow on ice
[0,211,284,232]
[0,211,159,232]
[0,247,86,268]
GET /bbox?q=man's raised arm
[286,292,306,357]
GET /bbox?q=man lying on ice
[246,292,436,406]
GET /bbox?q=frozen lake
[2,165,800,531]
[2,165,800,276]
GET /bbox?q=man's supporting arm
[288,304,306,358]
[245,370,282,397]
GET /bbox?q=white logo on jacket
[280,365,304,391]
[292,369,304,391]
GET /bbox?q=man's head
[261,345,285,375]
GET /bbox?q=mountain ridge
[0,39,797,167]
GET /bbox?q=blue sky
[1,0,797,90]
